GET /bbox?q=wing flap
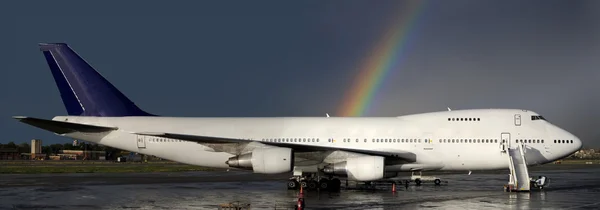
[13,116,117,134]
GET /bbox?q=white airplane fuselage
[19,43,583,183]
[53,108,582,173]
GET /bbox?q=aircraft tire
[319,178,329,190]
[415,178,422,186]
[330,178,341,192]
[300,180,308,189]
[288,180,299,190]
[308,180,318,189]
[434,179,441,186]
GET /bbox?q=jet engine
[323,155,385,181]
[225,147,293,174]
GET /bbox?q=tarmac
[0,164,599,209]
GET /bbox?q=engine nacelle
[225,147,293,174]
[323,155,385,181]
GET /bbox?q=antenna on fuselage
[447,107,452,111]
[326,113,330,117]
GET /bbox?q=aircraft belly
[99,131,232,169]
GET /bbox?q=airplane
[15,43,582,191]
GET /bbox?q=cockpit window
[531,115,547,121]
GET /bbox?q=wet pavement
[1,165,599,209]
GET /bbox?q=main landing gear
[287,175,341,192]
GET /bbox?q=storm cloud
[1,0,599,147]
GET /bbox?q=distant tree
[49,144,64,154]
[63,143,74,150]
[42,146,51,155]
[18,143,31,153]
[6,142,16,148]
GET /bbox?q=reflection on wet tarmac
[1,165,599,209]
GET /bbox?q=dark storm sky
[2,0,599,147]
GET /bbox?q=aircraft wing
[133,132,249,144]
[12,116,415,161]
[135,132,416,161]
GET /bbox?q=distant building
[59,150,106,160]
[0,148,20,160]
[30,139,44,160]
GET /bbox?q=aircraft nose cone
[574,135,583,151]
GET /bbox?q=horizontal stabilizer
[13,116,117,134]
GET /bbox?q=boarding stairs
[506,142,531,192]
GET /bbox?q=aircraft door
[501,132,510,151]
[514,114,521,126]
[423,132,435,151]
[136,135,146,149]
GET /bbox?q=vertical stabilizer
[39,43,153,116]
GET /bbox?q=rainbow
[337,1,428,117]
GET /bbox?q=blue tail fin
[39,43,154,117]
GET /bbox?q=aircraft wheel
[415,178,422,186]
[329,178,341,192]
[308,180,318,189]
[300,180,308,189]
[434,179,441,186]
[319,178,329,190]
[287,180,299,190]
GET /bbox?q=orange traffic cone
[296,198,304,210]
